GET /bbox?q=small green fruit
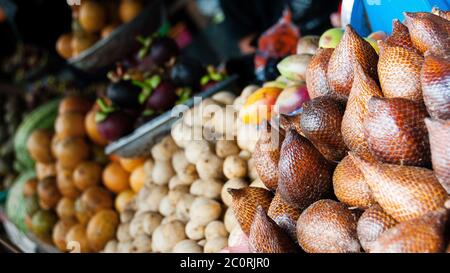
[277,54,312,82]
[319,28,344,49]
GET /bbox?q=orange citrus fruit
[102,162,130,193]
[129,165,146,193]
[119,157,145,172]
[85,109,108,146]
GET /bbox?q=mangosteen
[145,81,178,111]
[149,37,179,66]
[96,111,134,141]
[106,81,141,108]
[170,56,205,89]
[200,66,226,91]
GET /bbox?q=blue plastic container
[350,0,450,36]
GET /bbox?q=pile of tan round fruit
[56,0,145,59]
[102,91,268,253]
[24,96,150,252]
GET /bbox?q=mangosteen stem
[200,75,210,86]
[134,75,162,104]
[96,98,115,113]
[176,87,192,105]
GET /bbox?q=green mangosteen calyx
[95,98,116,123]
[176,87,192,105]
[133,75,162,104]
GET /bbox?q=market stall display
[98,32,229,142]
[4,97,117,252]
[228,10,450,253]
[102,91,265,253]
[56,0,146,59]
[1,2,449,255]
[60,0,163,72]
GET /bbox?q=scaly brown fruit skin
[249,206,298,253]
[349,153,447,222]
[306,48,334,99]
[296,199,361,253]
[425,118,450,194]
[253,121,284,191]
[300,96,347,162]
[384,19,416,50]
[333,155,375,209]
[228,187,273,236]
[326,25,378,100]
[267,192,301,243]
[278,113,302,136]
[370,209,447,253]
[403,12,450,56]
[357,204,398,252]
[431,7,450,20]
[278,130,333,210]
[341,62,383,161]
[364,97,431,167]
[377,42,424,102]
[421,53,450,120]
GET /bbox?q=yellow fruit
[129,165,146,193]
[27,129,54,164]
[240,87,282,124]
[115,190,135,213]
[56,197,76,221]
[56,33,73,59]
[73,161,102,191]
[56,168,81,199]
[59,96,92,115]
[55,112,86,138]
[79,1,107,33]
[53,219,77,252]
[65,224,91,253]
[119,0,143,23]
[86,209,119,252]
[35,162,56,181]
[37,177,62,210]
[54,137,90,169]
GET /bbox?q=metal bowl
[105,75,239,158]
[68,0,163,73]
